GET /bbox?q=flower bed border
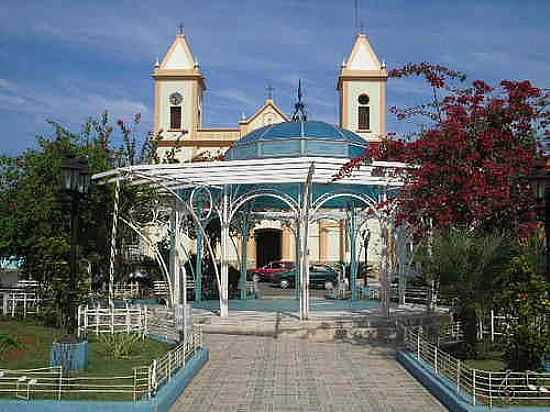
[0,346,208,412]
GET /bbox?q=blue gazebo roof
[225,120,368,160]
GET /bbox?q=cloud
[0,77,149,135]
[0,78,12,90]
[214,88,256,107]
[2,0,550,154]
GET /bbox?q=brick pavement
[171,334,447,412]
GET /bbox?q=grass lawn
[464,357,506,371]
[0,318,172,400]
[442,343,506,372]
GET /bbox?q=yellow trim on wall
[154,80,160,133]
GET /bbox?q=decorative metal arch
[229,189,300,224]
[123,171,223,309]
[311,191,379,218]
[120,217,173,306]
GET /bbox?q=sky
[0,0,549,154]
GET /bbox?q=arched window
[170,106,182,130]
[358,93,370,130]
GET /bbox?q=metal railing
[148,327,203,397]
[402,326,550,407]
[0,364,148,401]
[1,291,41,318]
[77,303,180,343]
[0,328,203,401]
[438,321,464,344]
[77,303,147,337]
[0,366,63,400]
[113,282,141,299]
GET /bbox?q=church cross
[178,23,184,35]
[266,84,275,100]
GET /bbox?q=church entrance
[255,229,282,268]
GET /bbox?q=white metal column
[220,185,230,318]
[169,206,181,307]
[380,190,391,318]
[299,164,315,320]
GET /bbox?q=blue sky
[1,0,549,154]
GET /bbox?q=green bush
[97,333,142,359]
[0,334,23,359]
[499,252,550,371]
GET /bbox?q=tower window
[358,106,370,130]
[170,106,182,130]
[358,93,370,130]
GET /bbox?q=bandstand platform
[192,297,445,342]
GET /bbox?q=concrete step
[196,311,447,343]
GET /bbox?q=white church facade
[152,31,388,269]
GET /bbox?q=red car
[250,261,295,282]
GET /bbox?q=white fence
[402,326,550,407]
[1,291,41,318]
[149,327,203,397]
[0,328,203,401]
[153,281,169,297]
[113,282,141,299]
[438,311,513,345]
[77,303,147,337]
[77,303,181,342]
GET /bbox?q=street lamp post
[61,154,91,336]
[528,159,550,277]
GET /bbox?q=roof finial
[241,111,246,121]
[354,0,366,34]
[266,84,275,100]
[291,79,307,121]
[154,57,160,68]
[178,22,184,36]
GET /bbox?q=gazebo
[93,117,406,322]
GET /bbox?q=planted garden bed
[0,318,172,400]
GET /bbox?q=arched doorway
[255,228,282,268]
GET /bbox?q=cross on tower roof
[266,84,275,100]
[178,22,184,35]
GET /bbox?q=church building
[152,30,388,269]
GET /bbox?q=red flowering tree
[339,63,550,237]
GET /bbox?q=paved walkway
[172,334,446,412]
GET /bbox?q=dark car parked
[275,265,339,289]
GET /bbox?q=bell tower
[153,29,205,145]
[338,33,387,142]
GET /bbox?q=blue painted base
[50,340,89,372]
[398,351,550,412]
[0,347,208,412]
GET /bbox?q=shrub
[97,333,142,359]
[0,334,22,359]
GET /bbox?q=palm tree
[416,228,513,357]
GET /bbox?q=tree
[497,239,550,371]
[338,63,550,237]
[0,112,180,329]
[416,228,513,358]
